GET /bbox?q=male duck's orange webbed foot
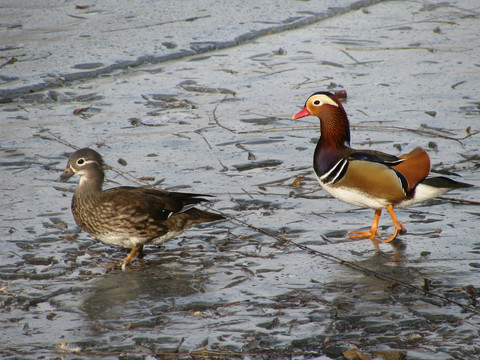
[348,231,381,251]
[121,245,144,271]
[347,209,382,250]
[347,229,381,240]
[382,205,406,243]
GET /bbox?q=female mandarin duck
[292,91,472,250]
[58,148,224,270]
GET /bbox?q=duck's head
[292,91,350,148]
[58,148,105,185]
[292,91,345,120]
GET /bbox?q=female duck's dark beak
[58,166,75,182]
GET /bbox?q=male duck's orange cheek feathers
[392,147,431,192]
[292,106,311,120]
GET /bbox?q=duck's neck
[75,170,104,202]
[314,107,351,175]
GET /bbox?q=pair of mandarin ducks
[59,91,471,269]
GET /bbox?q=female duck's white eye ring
[77,158,85,165]
[313,99,322,106]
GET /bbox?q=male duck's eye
[313,99,322,106]
[77,158,85,165]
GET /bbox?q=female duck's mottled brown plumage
[59,148,224,270]
[293,91,472,251]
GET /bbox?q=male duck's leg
[383,205,406,243]
[347,209,382,250]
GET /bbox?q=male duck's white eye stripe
[310,94,338,107]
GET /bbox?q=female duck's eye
[77,158,85,165]
[313,99,322,106]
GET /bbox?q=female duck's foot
[121,245,143,271]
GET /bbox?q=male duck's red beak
[292,106,311,120]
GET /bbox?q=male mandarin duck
[292,91,472,250]
[58,148,224,270]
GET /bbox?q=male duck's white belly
[316,173,391,209]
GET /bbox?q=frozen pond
[1,1,480,359]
